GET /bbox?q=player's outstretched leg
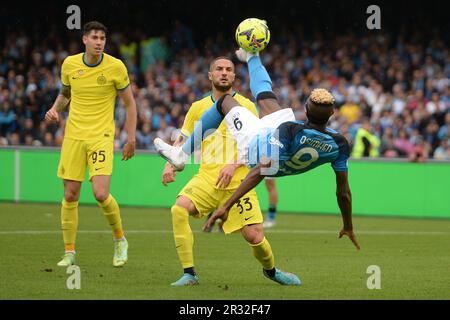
[154,48,280,169]
[154,94,237,170]
[235,48,281,116]
[154,137,190,171]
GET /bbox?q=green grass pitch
[1,202,449,299]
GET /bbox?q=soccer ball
[235,18,270,54]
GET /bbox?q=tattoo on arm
[54,85,71,112]
[60,85,71,99]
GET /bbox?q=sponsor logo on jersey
[268,136,284,148]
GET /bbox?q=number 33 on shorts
[221,189,263,233]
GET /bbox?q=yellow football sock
[98,194,124,240]
[250,237,275,270]
[171,205,194,269]
[61,199,78,252]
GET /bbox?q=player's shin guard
[98,194,124,240]
[61,199,79,252]
[250,237,275,270]
[248,56,273,97]
[171,205,194,269]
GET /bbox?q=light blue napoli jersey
[247,121,350,177]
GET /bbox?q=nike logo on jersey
[95,167,104,171]
[244,216,254,221]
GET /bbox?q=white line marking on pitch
[0,230,449,235]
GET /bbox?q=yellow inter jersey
[61,52,130,140]
[180,93,258,190]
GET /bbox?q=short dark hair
[209,56,234,71]
[83,21,107,36]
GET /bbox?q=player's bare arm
[118,86,137,161]
[203,162,266,231]
[45,84,71,123]
[162,135,186,186]
[335,171,360,250]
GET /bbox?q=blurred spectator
[351,119,380,158]
[136,122,155,149]
[394,129,414,157]
[140,36,170,73]
[339,98,361,125]
[380,127,398,158]
[433,139,450,160]
[0,101,16,136]
[409,137,430,163]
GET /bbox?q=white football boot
[154,138,189,171]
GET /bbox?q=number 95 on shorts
[57,137,113,182]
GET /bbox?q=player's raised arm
[118,86,137,161]
[335,171,360,250]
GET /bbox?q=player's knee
[93,189,109,202]
[247,232,265,245]
[175,197,197,214]
[64,189,80,202]
[242,224,265,245]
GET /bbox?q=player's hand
[122,140,135,161]
[216,164,238,189]
[235,48,256,63]
[203,207,229,232]
[162,162,176,186]
[339,229,360,250]
[45,107,59,123]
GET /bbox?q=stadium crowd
[0,22,449,161]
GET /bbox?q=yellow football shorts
[57,137,114,182]
[178,174,263,234]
